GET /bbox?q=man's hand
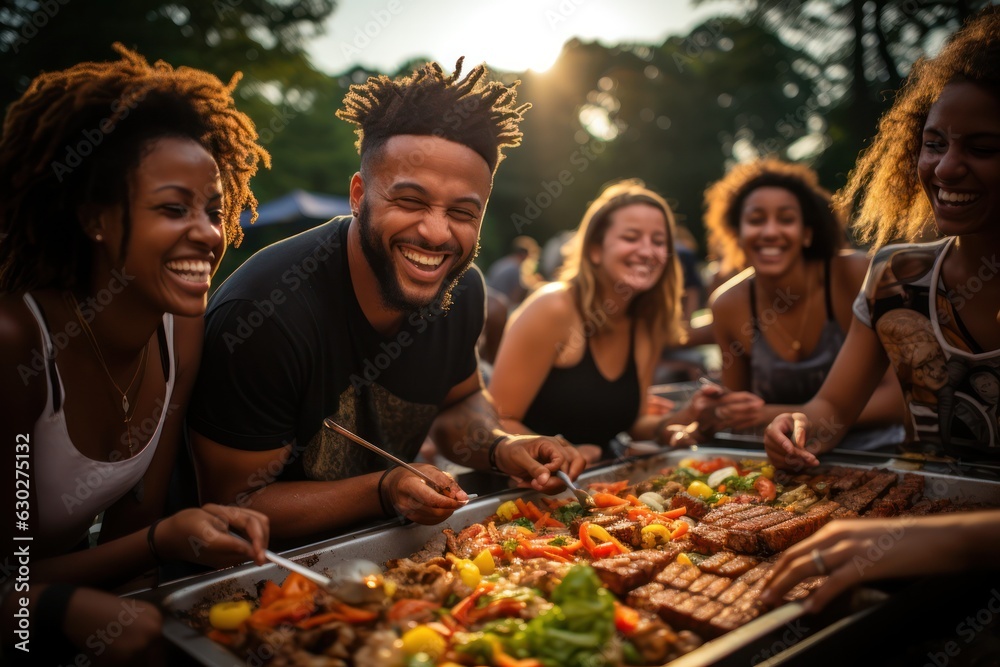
[382,464,468,525]
[764,412,820,470]
[493,435,587,493]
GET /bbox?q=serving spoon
[554,470,596,509]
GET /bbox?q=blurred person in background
[706,159,905,447]
[485,234,541,306]
[490,180,735,463]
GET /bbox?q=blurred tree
[0,0,336,105]
[481,17,822,269]
[696,0,993,189]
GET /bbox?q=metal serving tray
[138,446,1000,667]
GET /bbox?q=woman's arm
[764,316,889,468]
[831,253,906,428]
[488,284,572,436]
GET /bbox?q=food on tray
[192,457,992,666]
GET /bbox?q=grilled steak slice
[569,511,618,536]
[655,561,703,589]
[869,473,924,517]
[606,518,642,547]
[804,499,841,518]
[714,555,760,578]
[760,512,830,553]
[903,498,953,516]
[687,573,730,599]
[701,503,760,524]
[837,470,898,513]
[830,506,859,520]
[711,505,774,528]
[715,580,749,605]
[784,575,827,601]
[694,551,734,573]
[592,548,679,595]
[627,582,665,612]
[830,468,869,492]
[670,492,710,519]
[689,523,727,553]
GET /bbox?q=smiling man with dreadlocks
[188,59,585,541]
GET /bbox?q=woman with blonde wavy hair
[490,180,724,463]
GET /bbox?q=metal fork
[554,470,595,508]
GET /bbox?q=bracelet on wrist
[488,435,509,473]
[147,517,165,565]
[377,466,397,517]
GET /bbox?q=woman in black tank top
[490,180,729,463]
[705,159,905,438]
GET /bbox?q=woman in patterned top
[761,8,1000,615]
[764,7,1000,468]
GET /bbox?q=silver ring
[811,548,828,576]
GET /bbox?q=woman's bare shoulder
[710,267,753,312]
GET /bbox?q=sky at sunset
[308,0,743,74]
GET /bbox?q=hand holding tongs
[323,418,474,503]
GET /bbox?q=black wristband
[147,517,165,564]
[377,466,396,517]
[488,435,509,473]
[36,583,76,638]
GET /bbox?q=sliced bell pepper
[258,580,283,608]
[295,601,378,629]
[450,582,496,626]
[591,492,630,508]
[670,521,689,540]
[247,595,314,629]
[388,598,441,623]
[614,602,641,636]
[280,571,319,597]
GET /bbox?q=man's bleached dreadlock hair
[336,58,530,175]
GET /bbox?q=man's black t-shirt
[187,216,485,481]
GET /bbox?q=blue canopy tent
[238,189,351,228]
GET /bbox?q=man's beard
[356,198,479,313]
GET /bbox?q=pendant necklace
[763,265,815,356]
[67,294,149,458]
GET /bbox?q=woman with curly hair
[762,7,1000,615]
[0,45,270,663]
[764,6,1000,467]
[490,180,732,462]
[706,159,904,444]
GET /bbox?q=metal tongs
[323,418,474,503]
[229,531,384,604]
[555,470,595,509]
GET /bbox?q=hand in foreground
[155,503,271,568]
[493,434,587,493]
[382,464,468,525]
[764,412,820,470]
[760,517,945,613]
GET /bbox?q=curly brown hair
[835,6,1000,248]
[0,44,269,293]
[703,159,844,272]
[336,57,529,175]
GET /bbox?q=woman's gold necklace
[762,266,815,356]
[67,295,149,457]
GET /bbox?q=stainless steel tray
[138,446,1000,667]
